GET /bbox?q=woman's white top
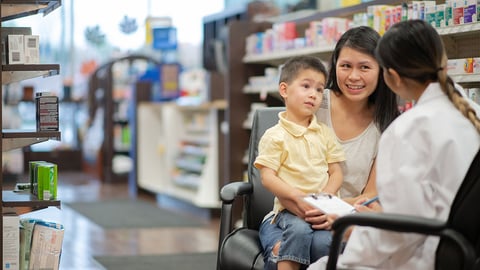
[316,90,380,199]
[310,82,480,269]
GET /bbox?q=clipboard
[304,193,355,216]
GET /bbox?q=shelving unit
[217,0,480,192]
[86,55,162,182]
[136,101,226,208]
[0,0,62,265]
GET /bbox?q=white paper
[304,194,355,216]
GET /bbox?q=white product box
[3,215,20,270]
[28,221,64,270]
[447,59,465,75]
[7,35,24,64]
[468,88,480,104]
[23,35,39,64]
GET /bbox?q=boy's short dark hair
[279,55,327,84]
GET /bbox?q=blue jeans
[259,210,332,270]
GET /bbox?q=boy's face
[279,68,325,119]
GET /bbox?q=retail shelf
[181,145,208,156]
[173,174,201,190]
[1,0,61,21]
[2,64,60,84]
[2,129,61,152]
[176,99,228,111]
[243,44,335,65]
[450,73,480,88]
[243,84,282,101]
[2,190,60,208]
[436,22,480,36]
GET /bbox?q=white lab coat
[309,82,480,270]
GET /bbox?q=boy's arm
[321,162,343,195]
[259,166,313,217]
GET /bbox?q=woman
[310,19,480,270]
[260,26,399,269]
[317,25,399,204]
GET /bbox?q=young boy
[255,55,345,270]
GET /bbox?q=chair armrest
[326,212,447,270]
[220,181,253,204]
[218,181,254,260]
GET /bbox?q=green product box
[477,0,480,21]
[436,4,446,28]
[29,161,57,200]
[425,5,437,27]
[445,0,453,26]
[29,161,46,198]
[36,163,57,200]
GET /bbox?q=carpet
[94,252,217,270]
[64,199,207,229]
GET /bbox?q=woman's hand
[353,197,383,213]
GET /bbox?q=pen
[361,196,379,206]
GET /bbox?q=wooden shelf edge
[2,130,61,152]
[2,64,60,84]
[1,0,61,21]
[2,190,60,208]
[243,45,335,65]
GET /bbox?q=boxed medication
[3,215,20,270]
[29,161,57,200]
[23,35,39,64]
[19,218,38,270]
[28,220,64,270]
[7,34,24,64]
[1,27,31,65]
[35,92,59,131]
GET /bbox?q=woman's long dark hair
[326,26,399,132]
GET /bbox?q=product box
[29,161,46,198]
[412,1,435,20]
[3,215,20,270]
[1,27,31,65]
[36,162,57,200]
[468,88,480,104]
[463,0,477,23]
[453,0,465,24]
[29,161,57,200]
[445,0,454,26]
[19,219,39,270]
[425,5,437,27]
[447,58,467,74]
[436,4,447,27]
[35,92,59,131]
[341,0,360,7]
[7,34,24,64]
[23,35,39,64]
[28,221,64,270]
[478,0,480,21]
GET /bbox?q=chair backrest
[244,107,284,230]
[436,148,480,270]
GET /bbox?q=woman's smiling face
[336,47,380,102]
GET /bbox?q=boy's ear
[279,82,288,98]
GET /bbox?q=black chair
[217,107,284,270]
[326,148,480,270]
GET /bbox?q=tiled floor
[15,171,220,270]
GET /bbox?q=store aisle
[23,172,220,270]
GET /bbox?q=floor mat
[64,199,207,229]
[94,252,217,270]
